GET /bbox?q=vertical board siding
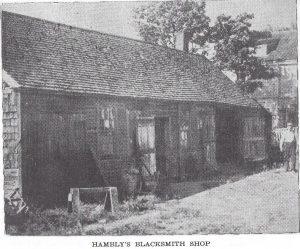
[241,110,268,161]
[18,91,270,204]
[179,104,217,178]
[21,93,183,200]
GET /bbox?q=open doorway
[216,109,240,163]
[136,116,169,176]
[155,117,169,175]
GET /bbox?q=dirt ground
[85,168,299,235]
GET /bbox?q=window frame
[180,110,190,149]
[97,105,116,157]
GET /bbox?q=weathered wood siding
[178,103,217,178]
[14,90,271,204]
[126,101,179,178]
[20,93,183,202]
[20,92,222,198]
[21,92,131,203]
[239,108,271,162]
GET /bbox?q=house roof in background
[264,31,298,61]
[2,11,259,108]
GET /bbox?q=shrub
[6,207,81,235]
[80,203,105,225]
[120,195,159,212]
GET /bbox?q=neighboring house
[253,31,298,129]
[2,12,271,206]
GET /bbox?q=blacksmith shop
[2,12,271,206]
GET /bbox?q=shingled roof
[2,11,258,107]
[265,31,298,61]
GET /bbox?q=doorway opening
[216,109,240,163]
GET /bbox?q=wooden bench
[69,187,118,215]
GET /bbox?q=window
[197,113,215,139]
[180,111,190,148]
[137,123,155,151]
[100,107,115,130]
[196,116,203,130]
[180,124,189,148]
[99,106,115,156]
[205,143,216,164]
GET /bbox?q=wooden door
[216,110,239,162]
[136,118,156,175]
[242,116,266,161]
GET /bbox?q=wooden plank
[70,187,119,213]
[108,187,119,213]
[104,187,119,213]
[71,188,80,215]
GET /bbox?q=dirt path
[85,169,299,235]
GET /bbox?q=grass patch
[6,207,81,235]
[6,194,161,235]
[121,195,159,212]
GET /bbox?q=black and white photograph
[1,0,299,239]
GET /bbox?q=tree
[133,0,210,52]
[210,13,276,93]
[134,2,276,93]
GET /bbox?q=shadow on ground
[162,163,277,199]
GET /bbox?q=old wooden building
[2,12,271,205]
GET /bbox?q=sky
[1,0,297,40]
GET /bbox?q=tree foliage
[134,1,276,93]
[133,0,210,51]
[210,13,276,93]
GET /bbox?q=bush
[121,167,141,198]
[80,203,105,225]
[6,207,81,235]
[120,195,159,212]
[6,194,162,235]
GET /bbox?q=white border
[0,1,299,248]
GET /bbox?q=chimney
[175,32,190,52]
[183,32,190,53]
